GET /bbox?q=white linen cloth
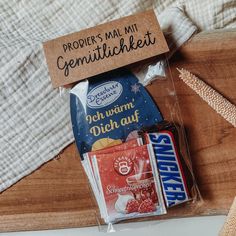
[0,0,235,192]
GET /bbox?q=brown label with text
[43,10,169,88]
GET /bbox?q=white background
[0,215,225,236]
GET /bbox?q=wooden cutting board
[0,30,235,232]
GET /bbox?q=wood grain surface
[0,30,235,232]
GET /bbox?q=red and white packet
[82,138,143,217]
[92,144,166,223]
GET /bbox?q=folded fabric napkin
[0,0,235,192]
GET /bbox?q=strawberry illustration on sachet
[92,144,166,223]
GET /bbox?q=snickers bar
[140,121,191,207]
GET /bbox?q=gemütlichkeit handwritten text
[56,31,156,77]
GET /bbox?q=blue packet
[70,69,163,158]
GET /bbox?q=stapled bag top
[43,10,169,88]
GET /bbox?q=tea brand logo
[113,156,133,176]
[87,81,123,109]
